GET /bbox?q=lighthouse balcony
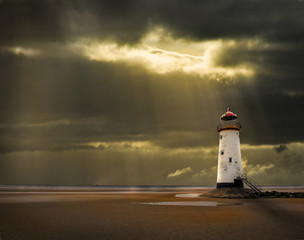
[217,120,241,132]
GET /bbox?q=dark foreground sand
[0,188,303,240]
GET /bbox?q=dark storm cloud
[241,143,304,185]
[0,0,67,45]
[149,0,304,44]
[274,145,287,154]
[1,0,304,45]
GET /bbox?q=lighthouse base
[216,178,244,189]
[202,187,255,198]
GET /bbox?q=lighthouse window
[221,150,224,155]
[220,135,222,139]
[229,157,232,163]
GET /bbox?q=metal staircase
[241,174,262,193]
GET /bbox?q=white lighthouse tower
[216,108,243,188]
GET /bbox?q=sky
[0,0,303,186]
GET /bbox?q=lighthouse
[216,108,243,188]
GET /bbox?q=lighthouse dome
[220,108,237,121]
[217,108,241,132]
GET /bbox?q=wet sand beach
[0,188,303,240]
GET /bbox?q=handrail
[243,174,262,189]
[241,174,262,193]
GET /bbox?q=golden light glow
[6,46,40,57]
[71,28,255,80]
[242,157,274,176]
[241,144,275,150]
[193,169,208,177]
[167,167,193,178]
[79,141,160,152]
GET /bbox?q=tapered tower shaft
[216,108,243,188]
